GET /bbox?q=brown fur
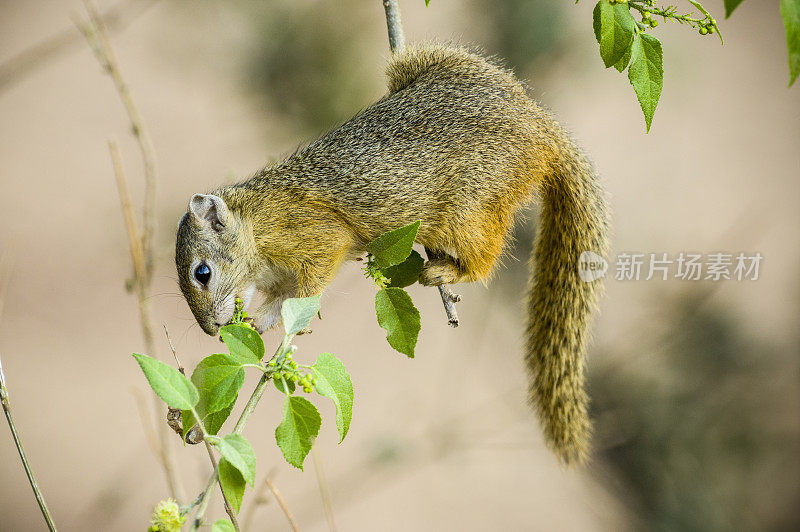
[176,44,610,465]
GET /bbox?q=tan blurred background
[1,0,798,530]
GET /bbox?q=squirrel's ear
[189,194,229,231]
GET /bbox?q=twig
[204,440,241,531]
[263,475,301,532]
[382,0,406,53]
[77,2,184,502]
[191,342,286,528]
[78,0,158,276]
[108,141,146,282]
[0,0,159,94]
[0,352,58,531]
[311,447,337,532]
[437,285,461,328]
[163,325,184,374]
[242,468,298,532]
[380,2,462,327]
[424,248,461,327]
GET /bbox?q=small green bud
[268,359,276,367]
[311,378,317,386]
[303,386,313,393]
[707,26,714,34]
[649,19,658,28]
[699,27,707,35]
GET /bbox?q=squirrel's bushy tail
[526,128,609,465]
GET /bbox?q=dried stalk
[77,2,184,500]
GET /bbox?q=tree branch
[380,1,462,327]
[0,351,57,531]
[77,1,184,502]
[382,0,406,53]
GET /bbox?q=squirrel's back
[236,45,550,240]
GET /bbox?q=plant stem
[203,439,241,531]
[0,352,57,531]
[263,475,300,532]
[190,342,285,527]
[76,0,185,502]
[382,0,406,53]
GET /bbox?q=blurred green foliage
[591,291,800,531]
[230,0,382,134]
[228,0,566,134]
[474,0,566,72]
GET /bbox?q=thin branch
[204,440,241,532]
[108,140,146,281]
[311,447,337,532]
[0,351,57,531]
[77,2,184,502]
[163,325,184,374]
[0,0,159,95]
[424,248,461,327]
[382,0,406,53]
[262,475,301,532]
[77,0,158,278]
[437,285,461,328]
[380,2,463,327]
[191,342,285,528]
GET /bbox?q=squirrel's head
[176,193,257,335]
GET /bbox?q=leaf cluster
[364,221,423,358]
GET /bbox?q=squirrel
[176,44,609,465]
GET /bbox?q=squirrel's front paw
[419,260,460,286]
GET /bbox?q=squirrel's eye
[194,263,211,286]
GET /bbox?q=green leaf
[191,354,245,415]
[275,396,321,469]
[274,377,295,395]
[220,324,263,364]
[365,220,421,269]
[381,250,424,288]
[212,519,235,532]
[132,353,198,410]
[204,397,236,435]
[782,0,800,86]
[312,352,354,442]
[184,392,237,441]
[218,458,245,514]
[628,33,664,133]
[613,43,632,73]
[181,408,197,442]
[593,0,636,68]
[724,0,745,18]
[375,287,420,358]
[218,434,256,487]
[282,296,321,337]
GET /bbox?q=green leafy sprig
[363,221,424,358]
[133,295,354,526]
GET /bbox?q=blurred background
[1,0,798,530]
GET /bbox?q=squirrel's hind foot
[419,258,463,286]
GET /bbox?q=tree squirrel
[176,45,609,464]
